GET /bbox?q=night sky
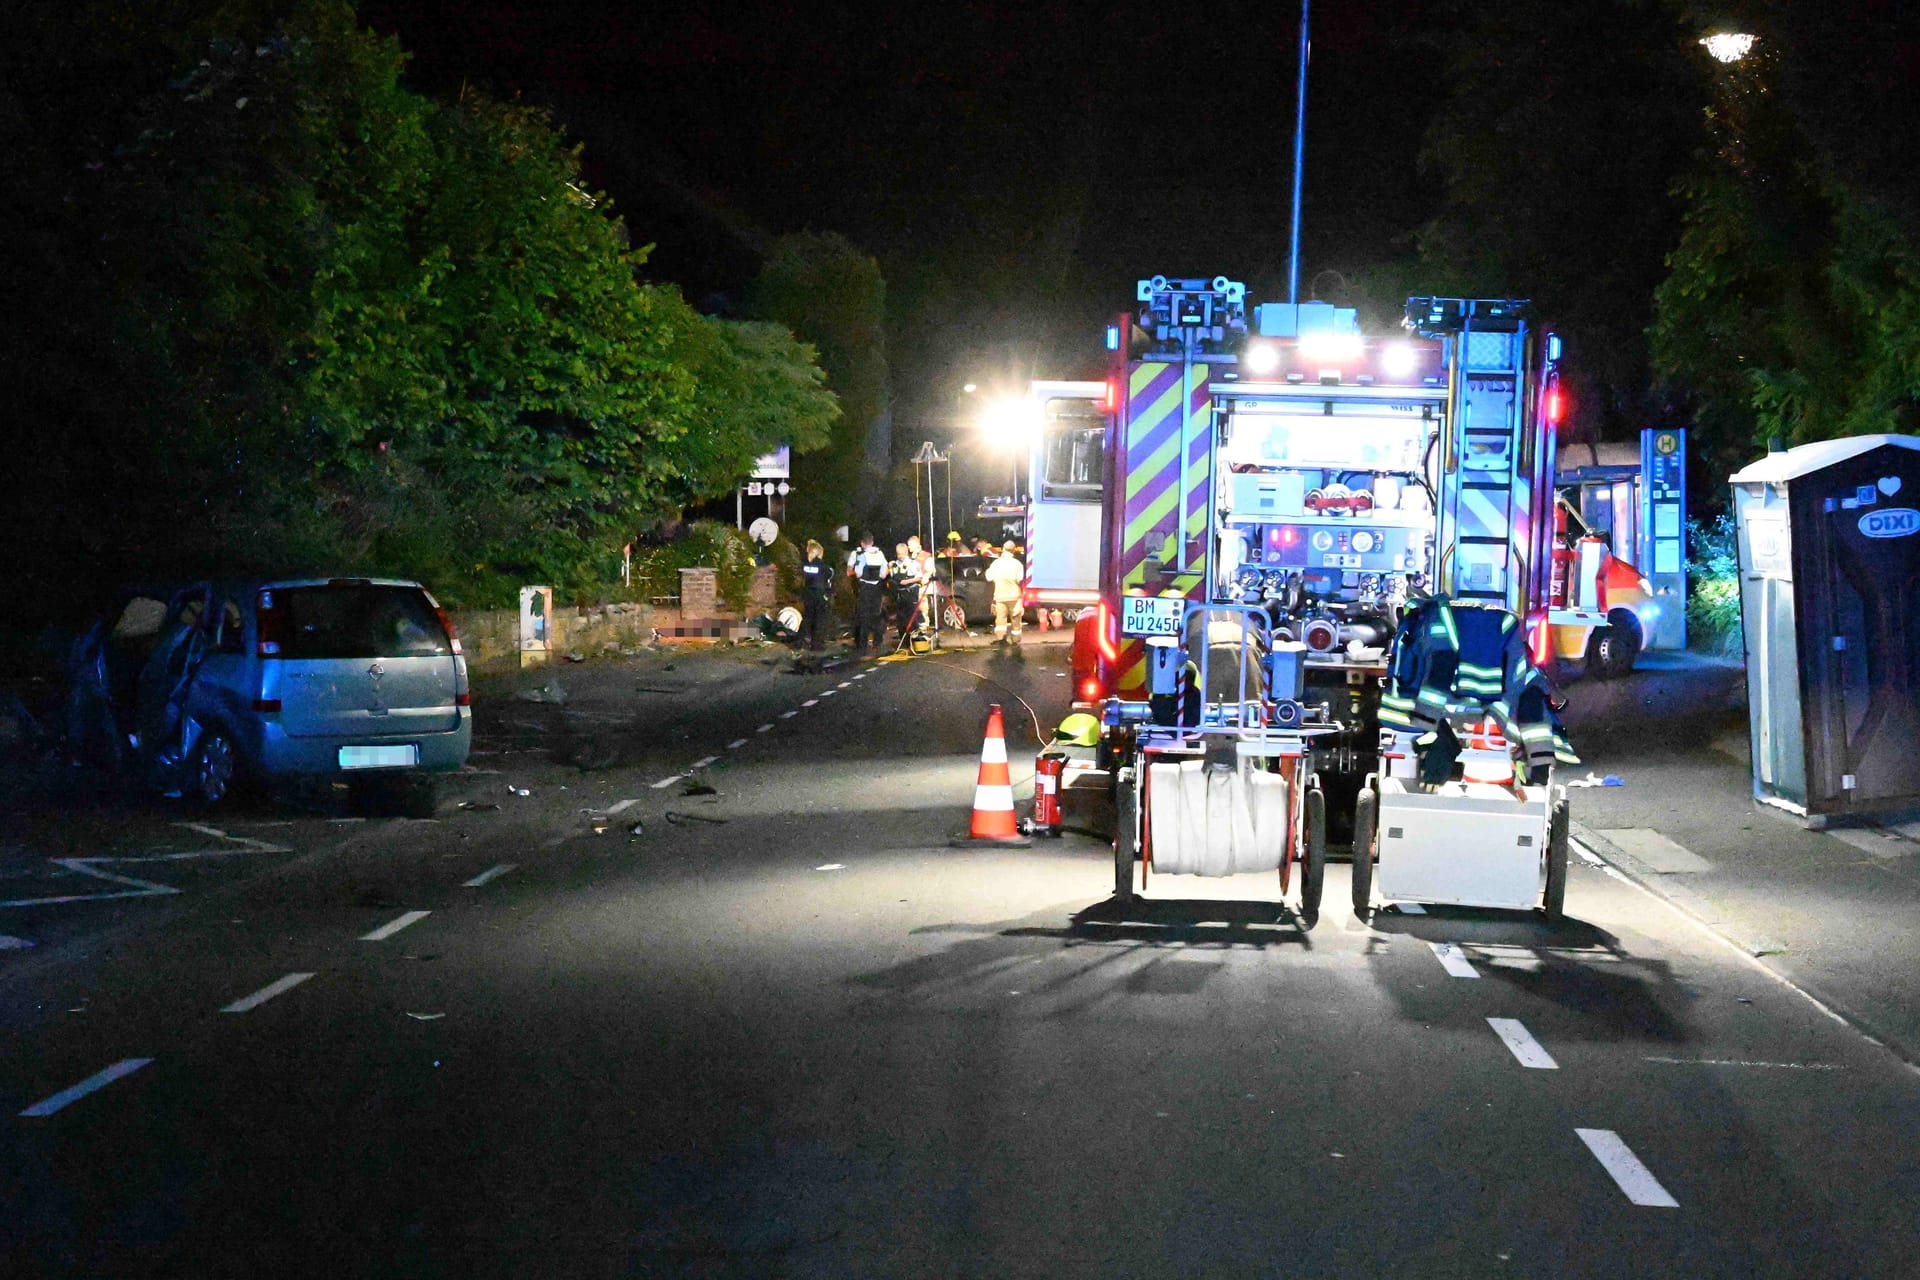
[359,0,1442,403]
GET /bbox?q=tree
[747,232,890,532]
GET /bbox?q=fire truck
[1073,277,1576,922]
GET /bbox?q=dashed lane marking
[0,935,33,950]
[222,972,315,1014]
[1643,1056,1844,1071]
[20,1059,152,1117]
[605,798,642,814]
[360,910,431,942]
[779,711,798,719]
[837,682,853,688]
[1428,942,1480,979]
[757,723,774,733]
[815,864,846,872]
[690,756,719,769]
[462,864,516,889]
[727,739,748,750]
[650,775,685,790]
[1576,1129,1679,1208]
[1487,1018,1558,1069]
[802,699,819,707]
[819,690,838,697]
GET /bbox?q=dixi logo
[1858,507,1920,539]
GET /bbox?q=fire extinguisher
[1030,752,1065,838]
[1550,503,1574,607]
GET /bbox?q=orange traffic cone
[968,704,1021,840]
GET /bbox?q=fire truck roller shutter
[1147,759,1291,875]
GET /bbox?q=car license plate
[1119,595,1184,638]
[339,744,419,770]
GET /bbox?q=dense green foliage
[1685,514,1744,657]
[748,233,889,532]
[3,1,840,612]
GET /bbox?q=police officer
[798,539,836,651]
[847,531,889,655]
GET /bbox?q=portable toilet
[1730,435,1920,821]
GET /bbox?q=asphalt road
[2,640,1916,1277]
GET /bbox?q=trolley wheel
[1114,767,1138,904]
[1300,785,1327,929]
[1543,795,1569,921]
[1351,782,1377,920]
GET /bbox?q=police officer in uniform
[847,531,889,655]
[798,539,836,651]
[890,541,922,639]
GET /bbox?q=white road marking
[851,674,867,681]
[837,682,853,688]
[360,910,431,942]
[20,1058,152,1117]
[1571,838,1606,867]
[727,738,748,750]
[1576,1129,1679,1207]
[1397,902,1427,914]
[0,935,34,950]
[815,864,845,871]
[690,756,719,769]
[819,689,837,697]
[757,723,774,733]
[1643,1056,1844,1071]
[605,798,642,814]
[1428,942,1480,978]
[864,667,879,674]
[1487,1018,1558,1069]
[780,710,798,719]
[649,774,685,790]
[802,699,819,707]
[222,972,315,1014]
[462,864,517,888]
[0,824,297,909]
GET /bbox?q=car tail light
[252,698,281,713]
[256,589,283,656]
[433,605,463,656]
[455,692,471,707]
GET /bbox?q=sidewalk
[1563,651,1920,1066]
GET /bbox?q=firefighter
[798,539,836,651]
[847,531,889,655]
[891,542,924,639]
[985,541,1025,644]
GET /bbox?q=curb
[1572,819,1920,1075]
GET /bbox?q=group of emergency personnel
[794,533,1028,655]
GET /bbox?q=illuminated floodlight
[1380,343,1420,378]
[980,396,1042,448]
[1243,342,1281,375]
[1299,331,1364,363]
[1700,32,1756,63]
[962,382,979,394]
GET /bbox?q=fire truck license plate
[1120,595,1183,637]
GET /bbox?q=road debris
[1567,772,1625,788]
[506,785,531,797]
[665,811,728,826]
[628,821,647,836]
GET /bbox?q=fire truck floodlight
[1299,331,1364,363]
[980,396,1042,449]
[1381,343,1420,378]
[1244,342,1281,375]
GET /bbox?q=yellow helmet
[1056,713,1101,747]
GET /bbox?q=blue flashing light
[1546,333,1563,363]
[1105,324,1121,351]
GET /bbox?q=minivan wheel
[193,730,239,806]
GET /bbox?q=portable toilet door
[1731,435,1920,819]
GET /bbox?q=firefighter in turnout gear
[1378,596,1578,784]
[848,532,889,656]
[890,542,923,639]
[798,539,837,651]
[985,543,1025,643]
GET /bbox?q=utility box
[518,585,553,667]
[1730,435,1920,821]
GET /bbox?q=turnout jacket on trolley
[1377,596,1578,783]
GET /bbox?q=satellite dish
[748,517,779,546]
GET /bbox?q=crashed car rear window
[272,586,451,660]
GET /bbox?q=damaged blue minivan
[66,577,470,808]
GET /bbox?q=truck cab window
[1041,401,1105,501]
